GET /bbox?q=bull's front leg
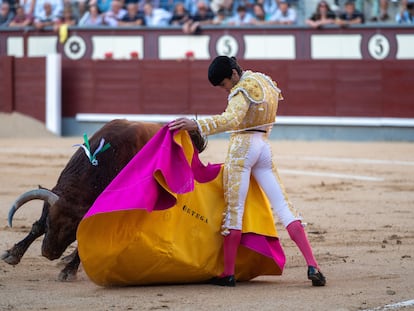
[58,248,80,281]
[1,205,48,265]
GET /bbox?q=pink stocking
[221,229,242,277]
[286,220,319,269]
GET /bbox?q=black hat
[208,56,234,86]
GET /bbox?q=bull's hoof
[58,269,77,282]
[1,250,21,265]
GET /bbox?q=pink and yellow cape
[76,125,286,286]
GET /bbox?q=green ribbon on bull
[74,133,111,166]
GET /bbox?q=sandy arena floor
[0,113,413,311]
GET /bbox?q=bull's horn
[8,189,60,228]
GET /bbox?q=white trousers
[222,133,299,235]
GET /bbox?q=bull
[1,119,206,281]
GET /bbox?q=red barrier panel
[0,56,14,113]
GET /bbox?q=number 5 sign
[368,34,390,60]
[216,35,239,57]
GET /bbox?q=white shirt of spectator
[144,7,172,26]
[228,10,255,25]
[34,0,63,19]
[104,8,127,26]
[268,6,297,24]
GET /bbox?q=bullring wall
[1,25,413,139]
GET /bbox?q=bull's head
[8,188,80,260]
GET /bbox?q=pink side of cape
[242,234,286,269]
[84,126,221,218]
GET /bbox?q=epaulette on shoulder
[229,76,264,103]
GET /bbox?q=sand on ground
[0,113,413,311]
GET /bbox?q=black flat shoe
[209,275,236,287]
[307,266,326,287]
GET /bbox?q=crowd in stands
[0,0,413,32]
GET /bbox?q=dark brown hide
[43,120,163,259]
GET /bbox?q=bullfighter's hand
[168,118,198,131]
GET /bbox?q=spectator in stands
[268,0,297,25]
[305,0,336,29]
[209,0,232,16]
[59,0,84,21]
[34,0,63,20]
[227,4,254,24]
[0,1,14,26]
[76,0,88,20]
[250,2,268,24]
[0,0,16,13]
[118,2,144,25]
[55,3,77,27]
[142,1,172,26]
[256,0,277,19]
[372,0,391,21]
[169,2,190,25]
[231,0,255,15]
[33,1,60,29]
[182,0,214,33]
[396,0,414,24]
[212,7,229,24]
[353,0,390,22]
[78,3,104,25]
[335,0,364,26]
[103,0,126,26]
[184,0,199,15]
[18,0,36,15]
[9,4,33,26]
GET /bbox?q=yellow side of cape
[77,130,281,286]
[77,168,281,286]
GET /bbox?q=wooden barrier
[1,57,414,123]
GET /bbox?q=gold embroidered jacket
[196,70,283,136]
